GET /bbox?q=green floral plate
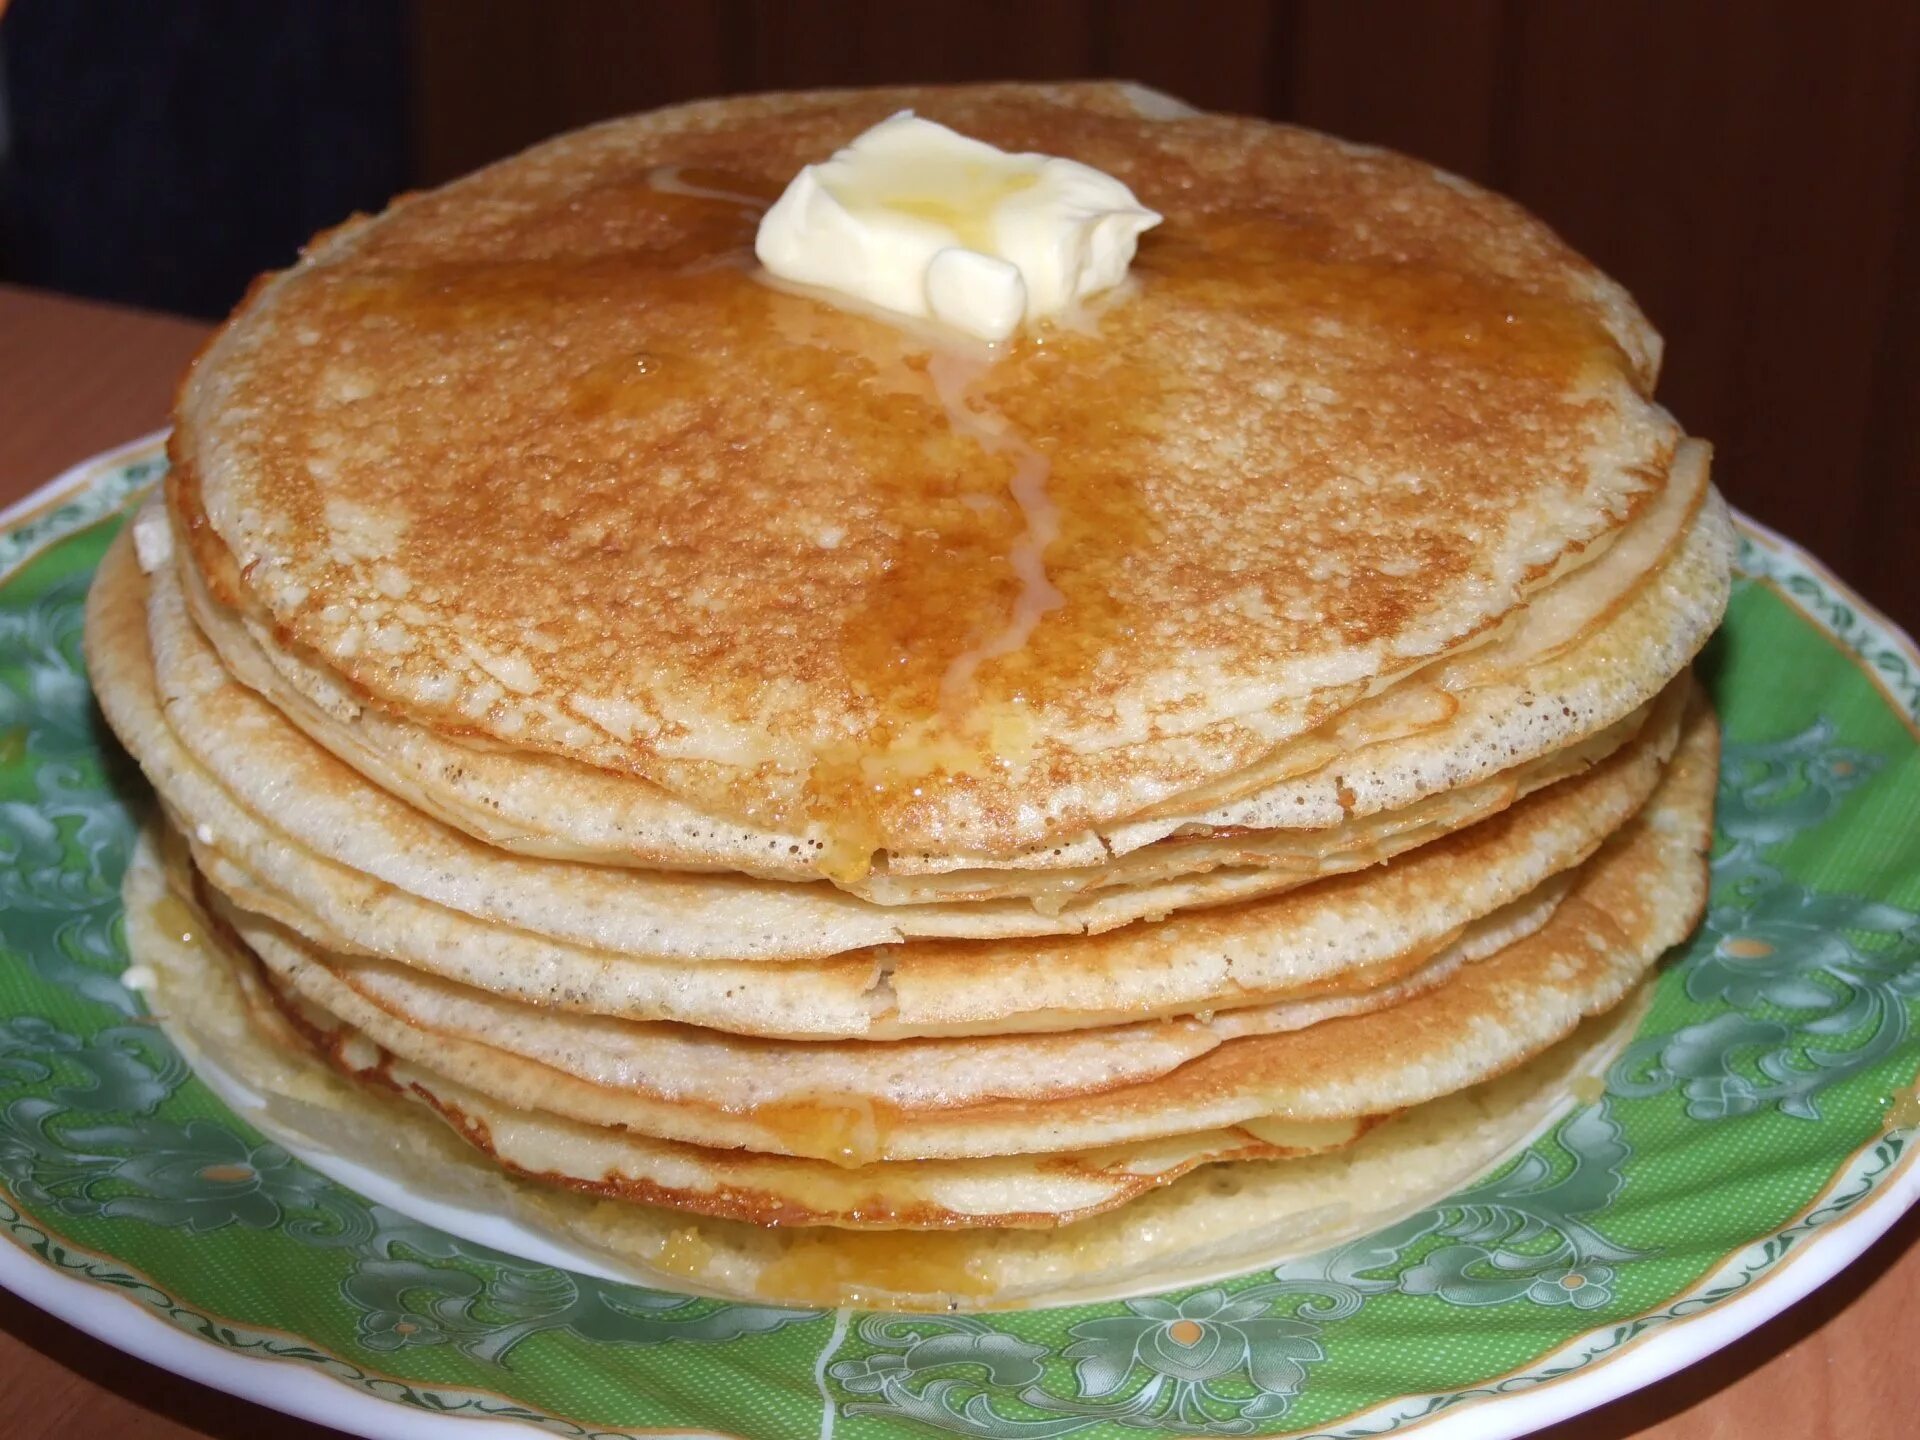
[5,436,1919,1440]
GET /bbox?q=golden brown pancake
[88,525,1688,1038]
[167,431,1723,892]
[200,697,1714,1165]
[122,687,1706,1222]
[169,81,1679,868]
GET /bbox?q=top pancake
[172,81,1678,863]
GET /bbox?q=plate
[4,436,1919,1440]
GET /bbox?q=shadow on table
[0,1286,345,1440]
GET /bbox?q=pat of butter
[755,112,1161,342]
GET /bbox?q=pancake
[91,526,1687,1037]
[141,695,1715,1169]
[123,821,1654,1308]
[230,900,1484,1132]
[156,502,1659,919]
[170,81,1680,869]
[96,525,1673,960]
[171,435,1722,889]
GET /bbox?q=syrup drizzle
[644,161,1067,719]
[927,349,1064,712]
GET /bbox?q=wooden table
[1,282,1915,1439]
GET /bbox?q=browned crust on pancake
[171,81,1680,861]
[225,898,1389,1230]
[190,692,1712,1168]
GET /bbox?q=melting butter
[927,350,1064,709]
[645,164,771,211]
[756,112,1160,341]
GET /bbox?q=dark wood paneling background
[413,0,1920,633]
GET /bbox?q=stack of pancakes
[88,84,1731,1310]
